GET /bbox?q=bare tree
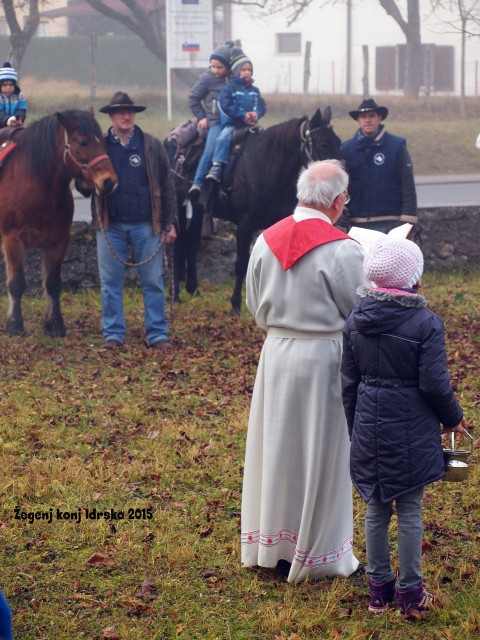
[378,0,422,97]
[84,0,165,60]
[1,0,40,70]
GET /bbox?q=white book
[348,222,413,252]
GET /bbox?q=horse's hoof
[186,283,199,296]
[229,307,240,317]
[6,319,26,336]
[6,326,26,337]
[44,322,67,338]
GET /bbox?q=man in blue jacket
[341,99,417,232]
[78,92,177,350]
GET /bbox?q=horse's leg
[185,200,203,296]
[2,234,27,336]
[173,203,188,302]
[230,221,254,315]
[42,243,69,337]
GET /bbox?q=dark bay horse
[0,109,117,336]
[171,107,343,313]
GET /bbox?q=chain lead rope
[98,219,175,324]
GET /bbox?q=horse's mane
[250,116,306,158]
[19,109,102,180]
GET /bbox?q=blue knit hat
[210,40,234,69]
[0,61,18,85]
[230,48,252,76]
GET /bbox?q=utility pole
[346,0,352,95]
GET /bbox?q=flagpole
[166,0,172,120]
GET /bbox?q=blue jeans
[212,125,235,165]
[365,487,424,590]
[192,123,221,186]
[96,222,167,346]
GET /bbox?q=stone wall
[0,207,479,293]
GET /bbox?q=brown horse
[0,109,117,336]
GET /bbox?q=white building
[229,0,480,96]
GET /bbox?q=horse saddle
[222,125,263,188]
[0,126,25,167]
[171,134,205,179]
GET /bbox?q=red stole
[263,215,352,270]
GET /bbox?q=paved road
[415,174,479,208]
[72,174,480,222]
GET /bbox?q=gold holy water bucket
[442,429,474,482]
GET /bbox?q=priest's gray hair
[296,159,348,209]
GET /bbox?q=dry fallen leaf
[136,578,156,600]
[102,627,119,640]
[85,551,116,567]
[30,599,41,612]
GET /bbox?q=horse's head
[57,110,118,196]
[300,107,342,165]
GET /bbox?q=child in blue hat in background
[0,61,27,129]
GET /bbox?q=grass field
[23,80,480,177]
[0,270,479,639]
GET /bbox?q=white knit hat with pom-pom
[363,236,424,289]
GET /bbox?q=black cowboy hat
[349,98,388,121]
[99,91,146,114]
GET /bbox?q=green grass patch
[1,275,479,639]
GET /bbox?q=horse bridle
[62,130,109,174]
[299,119,316,166]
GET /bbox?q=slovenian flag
[182,42,200,52]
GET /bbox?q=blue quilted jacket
[341,285,463,504]
[218,77,266,126]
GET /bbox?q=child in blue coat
[341,236,466,619]
[206,49,266,183]
[0,61,27,129]
[188,41,234,199]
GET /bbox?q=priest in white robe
[242,159,368,583]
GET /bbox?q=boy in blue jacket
[341,236,466,619]
[188,41,234,199]
[206,48,266,183]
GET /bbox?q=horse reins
[62,128,167,273]
[62,129,175,321]
[62,130,110,175]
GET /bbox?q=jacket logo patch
[129,154,141,167]
[374,153,385,166]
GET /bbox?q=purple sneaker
[397,582,434,619]
[368,577,397,613]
